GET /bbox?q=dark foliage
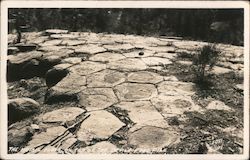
[8,8,243,45]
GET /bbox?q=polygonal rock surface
[74,44,106,54]
[107,58,147,71]
[44,49,74,58]
[128,126,180,149]
[123,50,155,58]
[114,101,164,125]
[62,57,82,64]
[151,94,202,118]
[22,126,67,151]
[77,141,117,153]
[115,83,158,101]
[157,81,195,96]
[127,71,163,84]
[89,52,125,63]
[41,107,86,123]
[61,40,85,46]
[45,73,86,103]
[87,69,126,87]
[145,46,176,52]
[211,66,232,75]
[69,61,106,76]
[8,51,43,64]
[79,88,118,111]
[154,52,177,59]
[164,76,179,81]
[40,39,62,46]
[76,110,125,143]
[45,29,69,35]
[50,34,79,39]
[103,43,134,52]
[206,100,233,111]
[142,57,172,66]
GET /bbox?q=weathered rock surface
[127,71,163,84]
[115,83,158,101]
[69,61,106,76]
[8,98,40,123]
[79,88,118,111]
[74,44,106,54]
[20,126,67,153]
[151,94,202,118]
[123,50,155,58]
[142,57,172,66]
[77,141,117,153]
[89,52,125,63]
[128,126,180,149]
[45,29,69,35]
[76,110,125,143]
[8,126,33,147]
[206,100,233,111]
[157,81,195,96]
[40,107,86,123]
[87,69,126,87]
[107,58,147,71]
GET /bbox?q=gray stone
[8,98,40,123]
[41,107,86,123]
[163,76,179,81]
[62,57,82,64]
[128,126,180,149]
[157,81,195,96]
[177,60,192,65]
[107,58,147,71]
[60,40,85,46]
[142,57,172,66]
[77,141,117,153]
[87,69,126,87]
[89,52,125,63]
[21,126,67,152]
[44,49,74,58]
[50,34,79,39]
[103,44,134,52]
[154,52,177,59]
[206,100,233,111]
[211,66,232,75]
[8,47,19,55]
[127,71,163,84]
[69,61,106,76]
[76,110,125,143]
[151,94,202,118]
[59,137,77,150]
[114,83,158,101]
[123,50,155,58]
[74,44,106,54]
[114,101,165,126]
[45,29,69,35]
[8,126,33,147]
[8,51,43,65]
[79,88,118,111]
[40,39,62,46]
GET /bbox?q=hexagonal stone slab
[107,58,147,71]
[114,83,158,101]
[114,101,165,125]
[206,100,233,111]
[103,43,135,52]
[77,141,117,154]
[142,57,172,66]
[87,69,126,87]
[21,126,67,152]
[89,52,126,63]
[61,40,85,46]
[123,50,155,58]
[76,110,125,143]
[154,52,177,60]
[151,94,202,118]
[127,71,163,84]
[62,57,82,64]
[128,126,180,149]
[45,29,69,35]
[74,44,106,54]
[40,39,62,46]
[157,81,195,96]
[79,88,118,111]
[69,61,106,76]
[41,107,86,123]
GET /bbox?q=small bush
[192,44,221,84]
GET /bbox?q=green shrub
[192,44,221,83]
